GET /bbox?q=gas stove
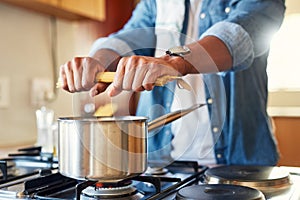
[1,146,300,200]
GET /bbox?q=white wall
[267,0,300,114]
[0,3,95,146]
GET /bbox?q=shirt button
[165,130,171,135]
[217,154,222,158]
[166,102,171,108]
[212,127,219,133]
[207,98,213,104]
[200,13,206,19]
[225,7,231,14]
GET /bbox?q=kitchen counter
[0,145,31,158]
[267,106,300,117]
[0,146,15,158]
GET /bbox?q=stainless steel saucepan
[58,104,205,182]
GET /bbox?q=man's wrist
[166,45,191,57]
[162,54,190,75]
[164,45,198,75]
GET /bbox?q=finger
[142,63,158,91]
[123,56,137,90]
[108,84,123,97]
[82,57,101,90]
[63,61,75,92]
[59,64,68,91]
[89,83,110,97]
[72,57,83,91]
[108,58,126,96]
[132,62,147,91]
[105,83,119,97]
[114,57,126,88]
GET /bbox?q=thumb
[89,83,109,97]
[106,84,122,97]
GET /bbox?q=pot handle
[148,103,206,132]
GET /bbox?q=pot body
[58,116,148,182]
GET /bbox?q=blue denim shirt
[89,0,285,165]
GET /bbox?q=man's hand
[107,55,190,96]
[59,56,108,97]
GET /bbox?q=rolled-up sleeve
[201,21,254,69]
[202,0,285,70]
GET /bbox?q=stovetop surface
[1,147,300,200]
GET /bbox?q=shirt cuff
[200,21,254,70]
[89,37,135,57]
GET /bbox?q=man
[60,0,285,165]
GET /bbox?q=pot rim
[58,116,148,122]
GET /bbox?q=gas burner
[81,180,144,200]
[176,184,265,200]
[94,180,133,189]
[145,167,169,176]
[204,165,292,196]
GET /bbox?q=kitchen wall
[0,2,99,147]
[0,1,135,147]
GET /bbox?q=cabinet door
[59,0,105,21]
[0,0,105,21]
[94,0,105,21]
[273,117,300,167]
[35,0,58,6]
